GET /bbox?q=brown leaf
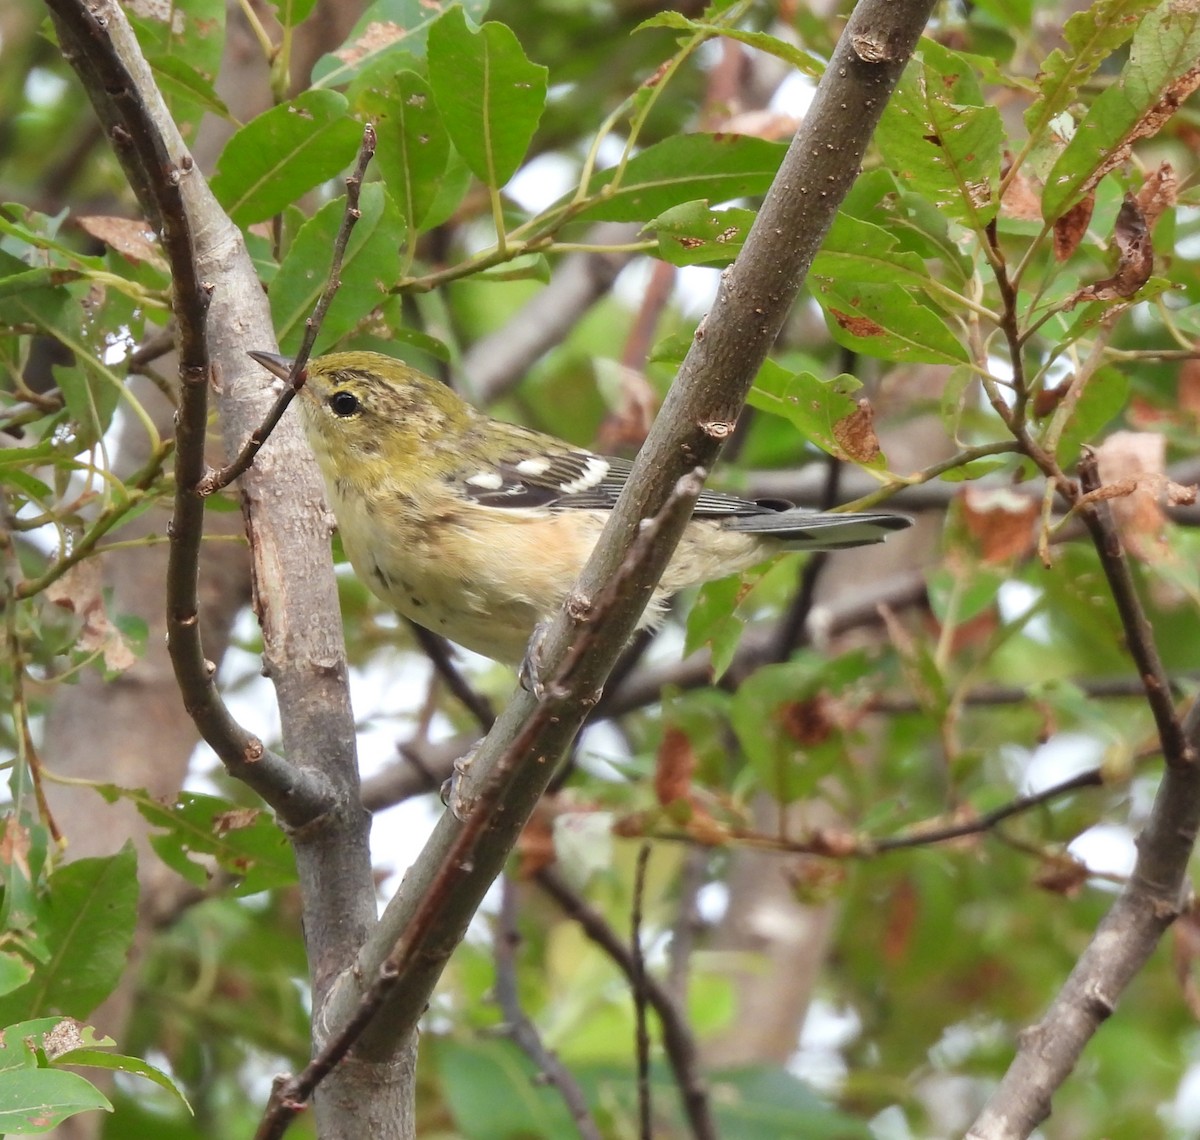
[213,807,261,836]
[1172,903,1200,1020]
[595,364,657,453]
[832,398,882,465]
[1069,194,1152,305]
[683,811,730,846]
[1053,193,1094,262]
[960,486,1038,563]
[1136,162,1176,230]
[516,802,558,877]
[1000,164,1043,221]
[776,695,835,747]
[1094,430,1168,561]
[655,726,696,808]
[0,817,32,881]
[44,560,138,673]
[882,877,918,963]
[720,109,800,140]
[1033,853,1089,896]
[1179,352,1200,423]
[75,215,166,269]
[1033,381,1069,418]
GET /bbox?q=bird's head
[249,349,470,479]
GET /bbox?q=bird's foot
[518,621,550,700]
[440,743,480,822]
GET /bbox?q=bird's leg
[440,742,480,822]
[517,620,551,700]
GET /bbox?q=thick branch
[46,3,398,1135]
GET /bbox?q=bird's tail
[721,509,913,549]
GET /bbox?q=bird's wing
[451,430,768,516]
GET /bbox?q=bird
[249,349,912,665]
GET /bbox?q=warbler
[249,350,912,665]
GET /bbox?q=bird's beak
[247,350,296,383]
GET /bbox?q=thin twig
[638,766,1108,860]
[536,867,718,1140]
[666,849,708,1005]
[404,620,496,732]
[1076,451,1194,768]
[201,124,378,495]
[632,843,654,1140]
[770,451,842,662]
[494,878,603,1140]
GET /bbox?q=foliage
[2,0,1200,1136]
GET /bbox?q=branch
[536,867,716,1140]
[200,125,377,495]
[1076,451,1194,767]
[966,467,1200,1138]
[494,878,602,1140]
[45,0,328,823]
[632,844,655,1140]
[48,2,396,1132]
[461,222,640,404]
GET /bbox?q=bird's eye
[329,391,359,417]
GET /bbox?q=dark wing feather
[448,422,913,545]
[455,442,772,516]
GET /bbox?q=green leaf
[474,252,550,281]
[436,1035,580,1138]
[128,0,225,78]
[730,655,872,803]
[356,71,450,233]
[126,0,227,133]
[649,201,754,267]
[1052,365,1129,461]
[54,362,121,455]
[1044,0,1200,221]
[271,0,319,29]
[313,0,489,90]
[270,183,405,353]
[810,279,969,365]
[0,846,138,1024]
[149,53,231,126]
[0,1067,110,1133]
[1024,0,1158,141]
[685,575,749,679]
[427,8,548,189]
[0,816,41,936]
[711,1065,873,1139]
[572,134,786,224]
[0,956,33,1000]
[52,1049,191,1113]
[875,39,1003,232]
[811,212,937,288]
[636,12,825,79]
[131,791,297,896]
[210,90,364,226]
[747,363,889,468]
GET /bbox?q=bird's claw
[518,621,550,700]
[440,744,480,822]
